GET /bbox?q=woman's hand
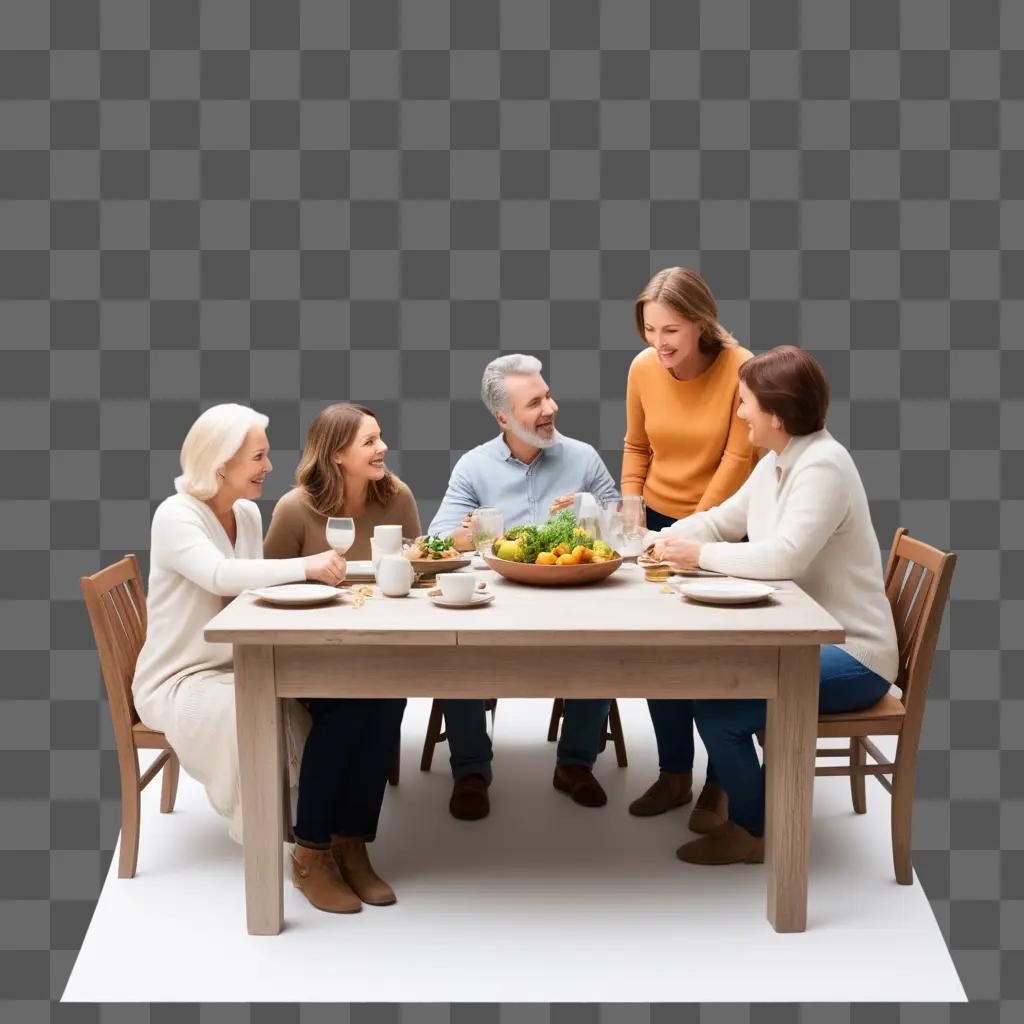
[549,493,575,514]
[304,550,348,586]
[652,535,703,571]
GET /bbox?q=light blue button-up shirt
[428,434,620,536]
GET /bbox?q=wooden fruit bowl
[482,554,623,586]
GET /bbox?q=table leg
[764,645,819,933]
[233,644,284,935]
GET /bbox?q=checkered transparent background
[1,1,1022,1021]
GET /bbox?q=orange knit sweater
[622,346,757,520]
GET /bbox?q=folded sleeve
[153,502,305,597]
[585,448,620,504]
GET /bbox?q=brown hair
[634,267,739,356]
[738,346,830,436]
[296,404,398,517]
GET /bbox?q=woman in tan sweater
[263,403,421,912]
[624,268,758,827]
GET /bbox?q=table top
[204,564,845,648]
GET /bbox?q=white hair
[175,403,269,500]
[480,353,544,416]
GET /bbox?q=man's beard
[507,416,559,449]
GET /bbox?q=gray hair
[480,354,544,416]
[175,403,269,500]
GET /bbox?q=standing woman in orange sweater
[624,267,757,827]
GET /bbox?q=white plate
[251,584,344,607]
[429,591,495,609]
[676,580,776,606]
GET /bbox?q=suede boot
[687,781,729,834]
[291,843,362,914]
[676,820,765,865]
[628,771,693,816]
[553,763,607,807]
[332,836,397,906]
[449,773,491,820]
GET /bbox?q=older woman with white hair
[131,404,374,915]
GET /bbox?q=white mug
[376,554,414,597]
[373,524,403,551]
[438,572,475,605]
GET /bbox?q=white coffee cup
[376,554,413,597]
[438,572,476,605]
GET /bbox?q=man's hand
[548,493,575,514]
[652,535,703,571]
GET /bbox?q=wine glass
[469,507,504,556]
[325,517,356,555]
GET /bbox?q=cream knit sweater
[656,430,899,683]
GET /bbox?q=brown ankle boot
[331,836,396,906]
[628,771,693,817]
[687,781,728,834]
[675,820,764,865]
[291,843,362,914]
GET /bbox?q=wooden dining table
[204,565,843,936]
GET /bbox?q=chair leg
[420,699,445,772]
[891,741,915,885]
[282,761,295,844]
[159,751,180,813]
[118,757,142,879]
[609,699,628,768]
[389,742,400,786]
[850,736,866,814]
[547,698,563,742]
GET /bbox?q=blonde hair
[296,404,398,517]
[634,267,738,356]
[175,404,269,500]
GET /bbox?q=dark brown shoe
[449,772,491,820]
[628,771,693,817]
[676,820,764,865]
[687,781,729,834]
[553,763,607,808]
[331,837,396,906]
[291,844,362,914]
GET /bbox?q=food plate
[429,591,495,609]
[483,554,622,586]
[251,583,344,607]
[676,580,776,606]
[407,557,472,575]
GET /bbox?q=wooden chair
[547,697,628,767]
[80,555,180,879]
[419,697,627,771]
[761,529,954,886]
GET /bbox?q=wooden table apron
[205,575,843,936]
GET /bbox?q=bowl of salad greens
[402,535,472,575]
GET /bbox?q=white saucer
[429,591,495,609]
[251,584,344,607]
[676,580,776,606]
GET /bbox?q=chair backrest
[80,555,148,734]
[882,528,957,722]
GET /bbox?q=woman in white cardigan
[131,404,386,915]
[646,347,898,866]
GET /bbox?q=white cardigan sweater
[657,430,899,683]
[132,493,307,722]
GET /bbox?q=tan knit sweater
[263,479,422,561]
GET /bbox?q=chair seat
[132,722,171,749]
[817,693,905,737]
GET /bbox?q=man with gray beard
[427,354,619,820]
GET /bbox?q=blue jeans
[693,646,891,835]
[442,698,613,779]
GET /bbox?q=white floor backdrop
[63,697,965,1004]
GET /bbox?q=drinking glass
[325,517,356,555]
[599,496,646,558]
[470,507,504,555]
